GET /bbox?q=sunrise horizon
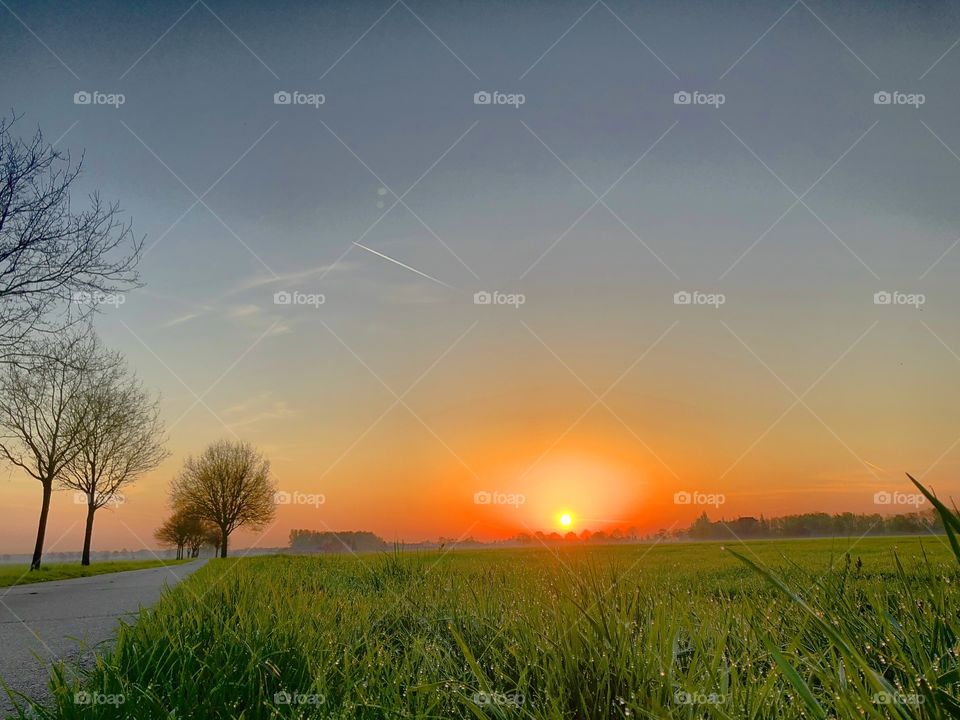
[4,0,960,562]
[5,2,960,717]
[1,462,940,554]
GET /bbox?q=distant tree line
[502,510,943,545]
[680,509,942,540]
[289,530,388,553]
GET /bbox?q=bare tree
[61,354,169,565]
[0,333,98,569]
[171,440,275,557]
[203,522,222,557]
[0,113,141,363]
[153,516,183,560]
[154,509,203,560]
[188,519,218,558]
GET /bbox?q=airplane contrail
[353,242,456,290]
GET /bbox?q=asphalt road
[0,560,206,716]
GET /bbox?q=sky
[2,0,960,553]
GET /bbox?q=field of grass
[0,559,192,588]
[11,533,960,719]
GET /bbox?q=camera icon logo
[873,91,892,105]
[274,491,292,505]
[873,692,893,705]
[674,290,692,305]
[474,290,492,305]
[873,491,892,505]
[673,91,691,105]
[274,290,292,305]
[274,91,292,105]
[74,692,91,705]
[474,91,492,105]
[74,91,92,105]
[873,291,892,305]
[673,490,692,505]
[474,491,492,504]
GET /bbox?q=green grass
[10,534,960,719]
[0,559,192,588]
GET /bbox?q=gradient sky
[2,0,960,553]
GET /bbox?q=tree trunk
[81,502,96,566]
[30,482,53,571]
[220,527,228,558]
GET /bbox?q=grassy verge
[0,559,192,588]
[11,534,958,719]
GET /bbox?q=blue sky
[3,0,960,550]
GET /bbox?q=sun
[559,513,572,528]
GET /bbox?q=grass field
[12,533,960,719]
[0,559,191,588]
